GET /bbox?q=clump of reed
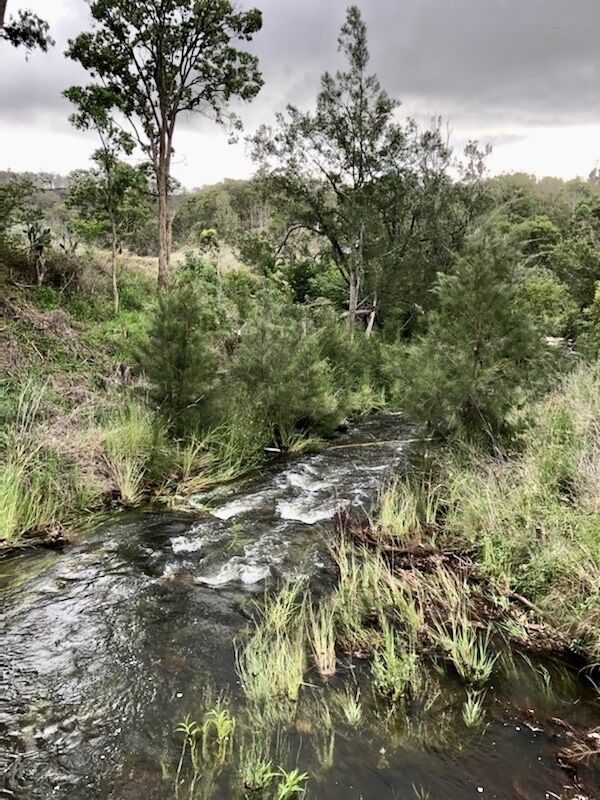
[371,620,422,704]
[433,613,498,688]
[102,402,159,505]
[308,602,337,678]
[462,690,486,728]
[337,687,362,727]
[373,475,442,547]
[236,583,308,704]
[0,382,91,545]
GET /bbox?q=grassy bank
[0,255,243,548]
[0,248,386,549]
[229,362,600,729]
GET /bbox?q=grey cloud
[1,0,599,164]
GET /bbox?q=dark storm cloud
[1,0,599,133]
[250,0,600,127]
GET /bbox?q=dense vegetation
[4,2,600,797]
[2,5,600,550]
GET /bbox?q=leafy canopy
[66,0,263,163]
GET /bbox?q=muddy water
[1,415,599,799]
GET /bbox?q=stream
[1,414,600,799]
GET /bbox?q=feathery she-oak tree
[251,6,408,337]
[66,0,263,290]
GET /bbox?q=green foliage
[518,268,578,336]
[550,238,600,309]
[137,268,224,436]
[229,295,342,445]
[67,153,151,250]
[400,226,550,446]
[221,268,259,320]
[510,214,561,267]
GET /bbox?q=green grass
[373,476,441,546]
[371,621,421,703]
[308,602,337,678]
[236,588,308,703]
[0,383,96,544]
[101,402,160,505]
[443,362,600,658]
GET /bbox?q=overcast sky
[1,0,600,187]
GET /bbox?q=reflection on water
[1,415,598,799]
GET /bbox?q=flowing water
[1,415,599,799]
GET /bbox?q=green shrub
[137,269,225,436]
[229,297,342,446]
[399,226,552,446]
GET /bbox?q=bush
[399,226,552,446]
[517,268,578,337]
[137,268,225,436]
[229,294,342,446]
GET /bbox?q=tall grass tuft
[374,476,441,546]
[308,602,337,678]
[462,690,486,727]
[0,382,84,544]
[371,621,421,703]
[236,586,307,703]
[102,402,158,505]
[434,614,498,688]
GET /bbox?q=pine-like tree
[401,226,550,446]
[137,267,223,435]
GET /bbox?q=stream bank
[2,414,600,799]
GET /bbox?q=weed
[434,616,498,688]
[462,690,485,727]
[308,602,337,678]
[339,687,362,727]
[275,767,308,800]
[371,621,420,703]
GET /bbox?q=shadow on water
[1,414,599,799]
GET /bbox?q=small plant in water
[308,602,336,677]
[275,767,309,800]
[435,616,498,687]
[340,686,363,727]
[174,715,203,799]
[242,757,277,794]
[462,690,486,728]
[371,621,420,703]
[202,702,235,764]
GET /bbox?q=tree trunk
[347,267,360,340]
[0,0,8,29]
[36,255,44,286]
[365,293,377,338]
[157,168,170,291]
[347,223,365,339]
[156,134,173,292]
[111,222,119,315]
